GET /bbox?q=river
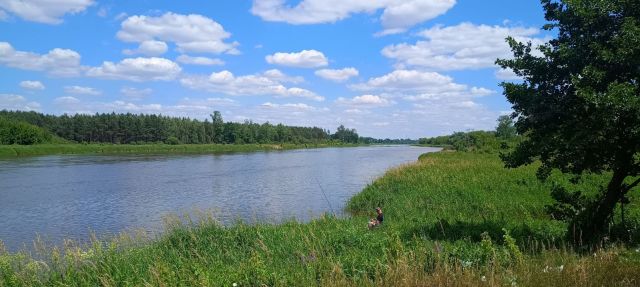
[0,145,438,251]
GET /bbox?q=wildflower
[557,265,564,272]
[481,275,486,282]
[232,283,237,287]
[635,248,639,253]
[542,266,549,273]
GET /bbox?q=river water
[0,145,438,251]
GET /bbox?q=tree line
[0,110,368,145]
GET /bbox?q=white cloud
[123,40,168,56]
[181,70,323,101]
[176,55,224,66]
[315,67,358,82]
[495,68,521,80]
[0,42,84,76]
[64,85,101,95]
[87,57,182,81]
[19,80,45,90]
[262,69,304,83]
[52,96,238,118]
[351,69,467,94]
[338,69,498,137]
[0,0,94,24]
[251,0,455,35]
[117,12,239,55]
[0,9,8,20]
[335,94,394,108]
[0,94,40,111]
[260,102,315,111]
[382,22,549,70]
[54,96,80,105]
[265,50,328,68]
[120,87,152,100]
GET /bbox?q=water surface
[0,145,438,251]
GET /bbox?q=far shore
[0,143,369,158]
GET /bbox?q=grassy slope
[0,143,361,158]
[1,152,639,286]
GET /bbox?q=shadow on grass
[401,218,568,250]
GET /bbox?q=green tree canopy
[497,0,640,243]
[495,115,517,139]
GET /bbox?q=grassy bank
[1,152,639,286]
[0,143,362,158]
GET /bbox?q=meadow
[1,151,639,286]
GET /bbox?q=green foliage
[495,115,517,140]
[0,116,54,145]
[497,0,640,243]
[419,130,505,152]
[0,110,354,145]
[165,136,181,145]
[331,124,359,144]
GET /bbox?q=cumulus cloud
[0,42,84,76]
[315,67,358,82]
[262,69,304,83]
[117,12,239,55]
[64,85,101,95]
[54,96,80,105]
[123,40,168,56]
[335,94,394,108]
[265,50,328,68]
[251,0,455,35]
[120,87,152,100]
[87,57,182,81]
[19,80,45,90]
[0,0,94,24]
[176,55,224,66]
[340,69,498,136]
[0,94,41,111]
[350,69,468,94]
[495,68,522,80]
[382,22,549,70]
[52,96,238,118]
[261,102,315,111]
[181,70,323,101]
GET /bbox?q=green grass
[0,143,362,158]
[1,152,639,286]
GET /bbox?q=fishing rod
[313,175,335,215]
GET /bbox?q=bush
[165,136,181,145]
[0,117,53,145]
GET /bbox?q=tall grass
[1,152,639,286]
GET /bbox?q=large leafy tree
[497,0,640,243]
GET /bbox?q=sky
[0,0,552,138]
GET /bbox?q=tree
[497,0,640,243]
[210,111,224,143]
[495,115,517,139]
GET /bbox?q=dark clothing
[376,213,384,223]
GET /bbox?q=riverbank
[0,143,364,158]
[1,151,639,286]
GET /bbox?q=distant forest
[0,110,416,145]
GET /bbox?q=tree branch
[623,177,640,194]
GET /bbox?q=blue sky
[0,0,551,138]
